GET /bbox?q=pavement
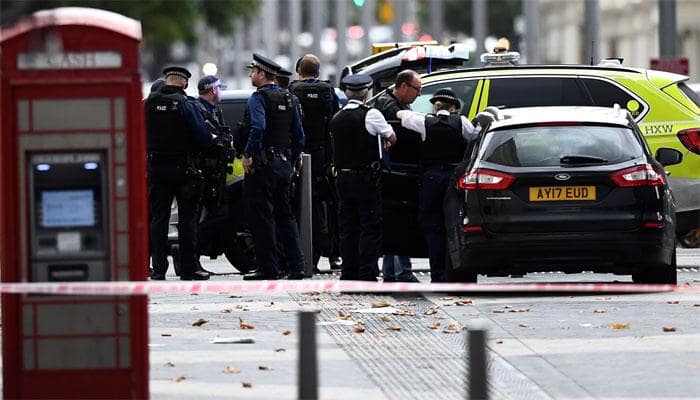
[149,251,700,400]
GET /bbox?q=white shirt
[342,99,395,139]
[400,109,479,142]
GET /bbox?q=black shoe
[150,274,166,281]
[180,270,210,281]
[398,275,420,283]
[243,271,278,280]
[329,258,342,270]
[198,267,213,276]
[285,271,305,280]
[382,277,396,283]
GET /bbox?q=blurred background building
[2,0,698,95]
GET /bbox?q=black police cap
[341,74,373,91]
[277,68,293,78]
[246,53,281,75]
[162,66,192,80]
[429,88,461,109]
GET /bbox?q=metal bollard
[298,311,318,400]
[300,153,314,277]
[467,328,488,400]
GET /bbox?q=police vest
[146,88,192,154]
[330,105,379,169]
[288,80,334,149]
[253,87,294,150]
[422,113,466,166]
[195,100,225,129]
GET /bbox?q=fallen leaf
[503,305,513,309]
[386,325,402,331]
[375,333,388,339]
[455,299,473,306]
[173,376,186,382]
[161,333,172,337]
[356,319,365,325]
[694,304,700,307]
[304,291,321,296]
[611,323,631,329]
[239,318,255,330]
[519,323,529,328]
[282,330,292,336]
[443,321,462,333]
[352,325,365,333]
[593,309,606,313]
[190,293,198,296]
[164,361,175,367]
[223,366,241,374]
[338,310,352,320]
[509,308,530,313]
[192,318,208,327]
[380,315,391,322]
[228,295,242,298]
[394,309,416,317]
[439,297,454,301]
[428,322,441,330]
[275,348,286,352]
[258,365,271,370]
[280,308,289,312]
[496,340,504,344]
[242,382,253,388]
[662,326,677,332]
[222,309,232,313]
[492,310,505,314]
[423,306,440,315]
[372,300,391,308]
[667,300,680,304]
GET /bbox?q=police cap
[341,74,373,91]
[277,68,293,78]
[162,66,192,80]
[429,88,461,109]
[150,78,165,93]
[246,53,281,75]
[198,75,228,91]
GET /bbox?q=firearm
[198,125,235,210]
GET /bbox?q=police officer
[146,66,212,281]
[397,89,480,282]
[330,74,397,281]
[241,53,306,280]
[374,69,422,282]
[288,54,342,272]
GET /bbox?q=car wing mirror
[655,148,682,167]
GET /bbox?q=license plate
[529,186,596,201]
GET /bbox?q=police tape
[0,280,698,295]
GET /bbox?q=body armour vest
[195,100,224,128]
[253,87,294,150]
[146,88,192,154]
[422,113,466,166]
[330,106,379,169]
[288,80,334,149]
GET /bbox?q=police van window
[581,78,646,117]
[411,80,478,115]
[488,77,590,108]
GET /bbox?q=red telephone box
[1,7,148,398]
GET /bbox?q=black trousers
[336,171,382,281]
[149,158,201,276]
[307,146,340,267]
[418,167,453,282]
[244,155,304,276]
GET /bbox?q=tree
[1,0,260,78]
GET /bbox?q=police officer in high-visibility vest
[146,66,212,281]
[288,54,342,271]
[330,74,397,281]
[396,89,480,282]
[241,53,306,281]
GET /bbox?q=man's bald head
[297,54,321,79]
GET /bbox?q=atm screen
[41,189,95,228]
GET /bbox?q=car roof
[490,106,632,129]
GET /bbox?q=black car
[444,106,681,284]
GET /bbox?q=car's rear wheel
[224,232,256,274]
[632,248,677,284]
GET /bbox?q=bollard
[298,311,318,400]
[467,328,488,400]
[300,153,314,277]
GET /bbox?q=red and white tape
[0,280,697,295]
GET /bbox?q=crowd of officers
[145,52,485,282]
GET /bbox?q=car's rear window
[678,82,700,108]
[220,100,247,125]
[481,125,644,167]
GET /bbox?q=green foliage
[1,0,260,47]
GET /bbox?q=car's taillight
[609,165,665,187]
[458,169,516,190]
[677,128,700,155]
